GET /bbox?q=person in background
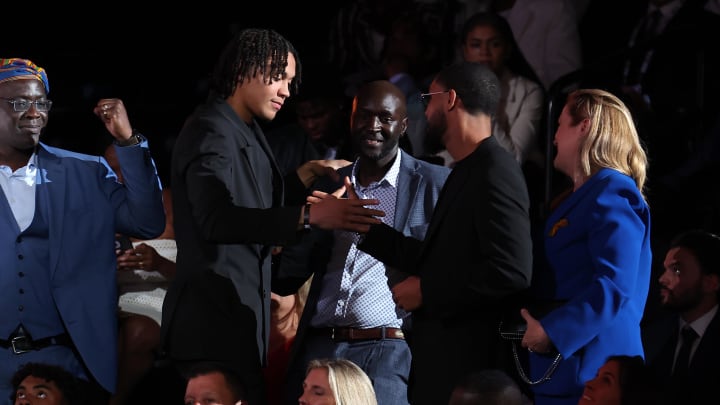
[0,58,165,404]
[578,355,661,405]
[103,142,176,405]
[184,361,247,405]
[267,66,354,176]
[451,0,582,91]
[11,362,83,405]
[275,80,450,405]
[263,276,311,405]
[450,11,544,167]
[380,12,441,159]
[642,229,720,404]
[453,11,546,220]
[449,369,531,405]
[161,28,383,405]
[298,358,377,405]
[520,89,651,405]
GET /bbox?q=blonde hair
[566,89,648,200]
[306,358,378,405]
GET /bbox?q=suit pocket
[409,223,429,239]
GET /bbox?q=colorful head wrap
[0,58,50,94]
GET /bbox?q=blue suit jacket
[30,141,165,392]
[529,168,651,400]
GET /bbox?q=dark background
[4,9,346,183]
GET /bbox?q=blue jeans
[286,331,411,405]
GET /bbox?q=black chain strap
[511,341,562,385]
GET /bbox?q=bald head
[350,80,408,166]
[355,80,408,118]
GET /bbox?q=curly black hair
[10,362,82,404]
[211,28,302,99]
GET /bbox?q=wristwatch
[115,130,142,147]
[303,204,312,230]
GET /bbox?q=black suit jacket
[643,309,720,404]
[358,136,534,405]
[162,94,307,368]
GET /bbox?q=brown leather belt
[313,327,405,342]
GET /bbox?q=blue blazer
[529,168,651,401]
[31,141,165,392]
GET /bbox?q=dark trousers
[163,271,266,405]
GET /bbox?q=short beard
[423,111,447,154]
[662,286,704,312]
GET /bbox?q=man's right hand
[307,181,384,233]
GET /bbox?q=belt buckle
[11,336,32,354]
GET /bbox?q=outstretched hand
[306,177,385,233]
[306,176,358,204]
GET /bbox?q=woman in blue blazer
[520,89,652,405]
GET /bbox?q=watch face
[304,204,311,229]
[117,134,141,146]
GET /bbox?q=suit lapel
[249,120,284,206]
[216,100,277,208]
[36,146,66,278]
[546,169,614,230]
[393,151,418,230]
[423,162,467,244]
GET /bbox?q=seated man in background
[642,229,720,404]
[184,362,248,405]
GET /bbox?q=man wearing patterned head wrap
[0,58,50,94]
[0,58,166,404]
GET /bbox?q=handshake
[304,175,385,234]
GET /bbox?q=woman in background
[579,355,661,405]
[263,275,312,405]
[435,11,544,171]
[520,89,651,405]
[299,358,377,405]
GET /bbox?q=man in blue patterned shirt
[274,80,450,405]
